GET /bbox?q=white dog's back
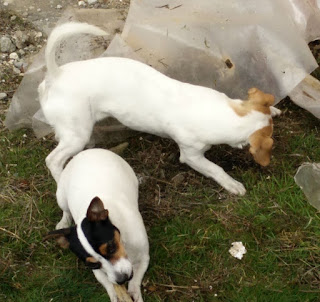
[57,149,139,224]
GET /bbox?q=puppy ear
[85,256,102,270]
[43,228,72,249]
[247,88,275,107]
[87,197,109,222]
[249,136,273,167]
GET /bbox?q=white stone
[10,15,17,21]
[4,2,9,6]
[9,52,19,60]
[0,93,7,100]
[78,0,85,6]
[56,4,62,9]
[87,0,98,4]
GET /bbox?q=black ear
[43,228,72,249]
[87,197,109,222]
[85,256,102,270]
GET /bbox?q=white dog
[39,22,281,195]
[46,148,149,302]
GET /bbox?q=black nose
[116,271,134,285]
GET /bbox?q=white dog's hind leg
[93,270,117,302]
[128,256,150,302]
[179,145,246,195]
[46,137,89,182]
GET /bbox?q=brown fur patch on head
[249,123,273,166]
[109,230,127,264]
[99,243,108,256]
[229,88,275,116]
[87,197,109,222]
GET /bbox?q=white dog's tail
[45,22,107,75]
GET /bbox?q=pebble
[9,52,19,60]
[0,36,16,53]
[0,93,7,100]
[56,4,62,9]
[78,0,86,6]
[10,15,17,21]
[87,0,98,4]
[3,2,8,6]
[12,66,21,74]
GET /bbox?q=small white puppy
[46,148,149,302]
[39,22,280,195]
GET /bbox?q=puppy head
[249,123,273,167]
[45,197,133,285]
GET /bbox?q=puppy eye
[107,242,116,254]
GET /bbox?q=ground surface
[1,3,320,302]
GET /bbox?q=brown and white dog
[39,22,281,195]
[46,149,149,302]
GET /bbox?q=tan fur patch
[109,231,127,264]
[99,243,108,256]
[56,236,70,249]
[249,124,273,167]
[86,256,99,264]
[229,88,275,116]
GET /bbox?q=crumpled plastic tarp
[4,0,320,136]
[295,163,320,211]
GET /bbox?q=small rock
[9,52,19,60]
[171,173,185,186]
[10,15,17,21]
[34,32,43,40]
[12,66,21,74]
[37,8,41,12]
[87,0,98,4]
[13,61,23,69]
[0,93,7,100]
[3,2,9,6]
[0,36,16,53]
[1,53,8,60]
[17,49,25,56]
[78,0,86,6]
[56,4,62,9]
[12,30,29,49]
[22,12,28,17]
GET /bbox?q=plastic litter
[4,0,320,137]
[229,241,247,260]
[294,163,320,211]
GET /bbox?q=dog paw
[128,286,143,302]
[270,106,281,117]
[56,220,70,230]
[224,179,246,196]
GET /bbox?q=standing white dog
[46,148,149,302]
[39,22,280,195]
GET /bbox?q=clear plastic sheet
[295,163,320,211]
[4,1,320,136]
[119,0,319,102]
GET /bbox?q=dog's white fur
[56,148,149,302]
[39,22,280,195]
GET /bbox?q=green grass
[1,103,320,301]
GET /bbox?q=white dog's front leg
[56,211,72,229]
[179,146,246,195]
[270,106,281,117]
[128,256,150,302]
[93,270,118,302]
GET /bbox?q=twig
[0,227,28,244]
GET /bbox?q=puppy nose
[116,271,134,285]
